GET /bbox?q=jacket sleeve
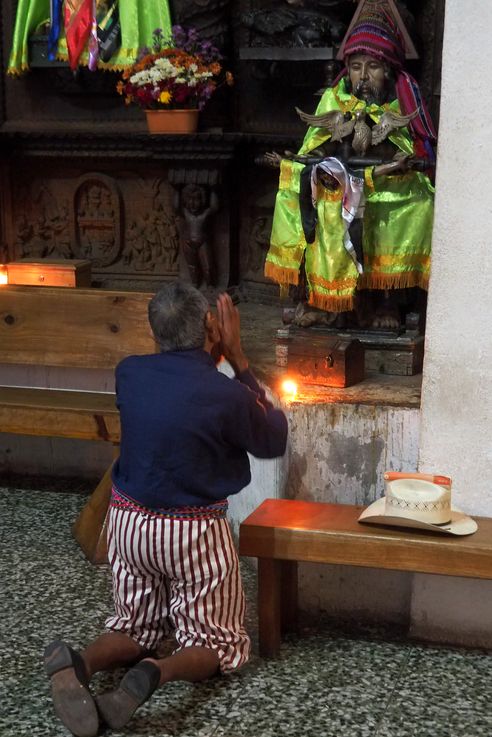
[224,369,288,459]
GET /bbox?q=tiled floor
[1,484,491,737]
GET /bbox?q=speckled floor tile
[1,485,491,737]
[375,646,492,737]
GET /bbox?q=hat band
[386,493,451,524]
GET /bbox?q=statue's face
[184,187,205,215]
[347,53,387,104]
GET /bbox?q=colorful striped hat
[334,1,436,145]
[343,5,405,70]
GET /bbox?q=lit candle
[0,265,8,285]
[281,378,298,401]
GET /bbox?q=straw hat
[358,473,478,536]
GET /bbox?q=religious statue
[174,184,219,289]
[263,0,436,330]
[8,0,172,74]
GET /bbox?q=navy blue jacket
[111,349,288,508]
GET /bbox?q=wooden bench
[239,498,492,658]
[0,285,156,562]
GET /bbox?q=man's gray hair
[148,281,209,352]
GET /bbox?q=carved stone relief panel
[239,174,277,283]
[10,167,181,285]
[13,183,73,260]
[122,178,180,275]
[73,173,122,267]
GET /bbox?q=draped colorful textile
[47,0,63,61]
[8,0,173,74]
[87,0,99,70]
[65,0,92,70]
[310,158,364,274]
[7,0,49,74]
[264,78,435,313]
[395,71,437,146]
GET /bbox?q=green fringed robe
[265,78,435,312]
[8,0,172,74]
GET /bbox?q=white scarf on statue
[311,157,365,274]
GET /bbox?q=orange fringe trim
[358,271,429,291]
[368,254,430,268]
[308,273,358,291]
[264,261,299,287]
[308,292,355,313]
[267,244,305,263]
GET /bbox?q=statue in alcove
[173,184,219,289]
[263,0,436,330]
[8,0,172,74]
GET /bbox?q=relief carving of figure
[14,186,72,259]
[245,214,274,277]
[74,176,121,267]
[124,207,179,273]
[125,219,152,271]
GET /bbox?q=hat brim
[358,497,478,536]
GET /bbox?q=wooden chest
[278,332,365,388]
[6,259,92,288]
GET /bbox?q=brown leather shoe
[96,660,160,729]
[44,640,99,737]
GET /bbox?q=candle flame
[0,266,8,285]
[282,379,298,399]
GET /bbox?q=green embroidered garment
[8,0,172,74]
[265,78,435,312]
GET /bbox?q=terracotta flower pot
[145,109,199,134]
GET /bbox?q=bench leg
[280,560,298,636]
[257,559,299,658]
[72,448,117,565]
[258,558,282,658]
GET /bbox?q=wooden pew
[239,498,492,658]
[0,285,157,563]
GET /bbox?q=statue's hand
[263,151,283,168]
[373,153,411,178]
[392,152,411,171]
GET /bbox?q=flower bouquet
[116,26,232,133]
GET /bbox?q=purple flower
[137,46,151,60]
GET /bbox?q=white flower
[129,70,154,85]
[154,58,174,73]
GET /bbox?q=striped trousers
[105,506,251,673]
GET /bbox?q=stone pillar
[412,0,492,646]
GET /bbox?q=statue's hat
[332,0,436,145]
[337,0,418,66]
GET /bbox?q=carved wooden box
[282,333,365,388]
[7,259,92,288]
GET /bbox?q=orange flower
[117,32,234,113]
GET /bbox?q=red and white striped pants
[105,506,251,673]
